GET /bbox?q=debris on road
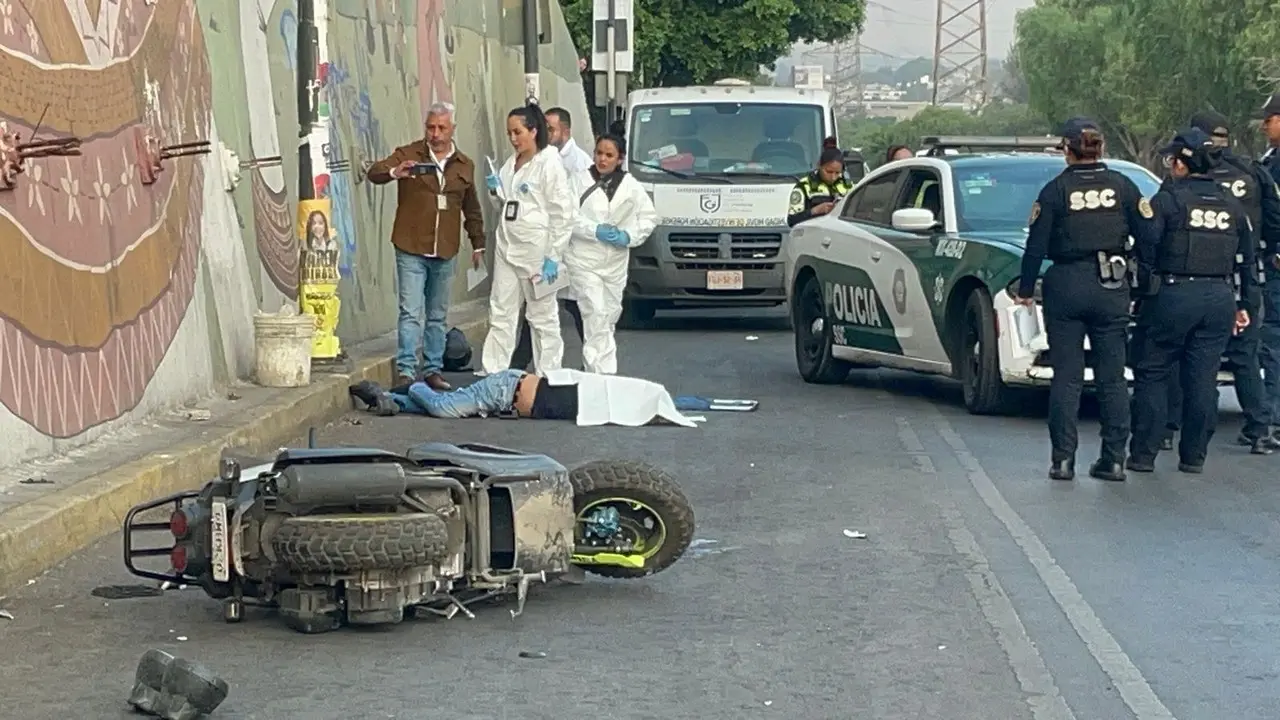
[745,335,759,341]
[518,651,547,659]
[0,608,13,620]
[183,408,212,422]
[842,529,868,539]
[19,477,52,485]
[688,538,741,558]
[92,584,164,600]
[128,649,229,720]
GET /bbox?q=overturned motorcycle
[122,441,695,633]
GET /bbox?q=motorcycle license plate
[210,499,230,582]
[706,270,743,291]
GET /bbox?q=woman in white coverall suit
[479,104,577,375]
[566,133,657,374]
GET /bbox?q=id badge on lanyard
[504,201,520,221]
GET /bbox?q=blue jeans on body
[389,369,524,418]
[395,249,456,379]
[1260,271,1280,424]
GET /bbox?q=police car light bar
[919,135,1062,156]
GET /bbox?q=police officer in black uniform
[1188,111,1280,453]
[787,147,853,227]
[1127,128,1257,474]
[1016,117,1152,482]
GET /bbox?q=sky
[834,0,1036,62]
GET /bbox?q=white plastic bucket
[253,306,315,387]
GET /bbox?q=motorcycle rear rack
[123,490,200,584]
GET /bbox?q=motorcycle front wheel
[569,460,695,579]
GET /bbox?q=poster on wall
[297,199,342,360]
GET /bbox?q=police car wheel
[795,275,851,384]
[958,289,1013,415]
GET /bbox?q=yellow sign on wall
[297,199,342,359]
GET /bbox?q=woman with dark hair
[564,133,657,373]
[885,145,913,163]
[304,210,333,252]
[478,104,576,375]
[787,146,852,227]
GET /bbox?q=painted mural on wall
[0,0,591,462]
[242,0,300,301]
[0,0,211,438]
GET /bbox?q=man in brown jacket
[367,102,485,391]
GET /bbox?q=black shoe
[1159,437,1175,451]
[1177,462,1204,474]
[1235,431,1276,454]
[348,380,384,408]
[373,393,400,417]
[1089,459,1126,482]
[1126,457,1155,473]
[1049,459,1075,481]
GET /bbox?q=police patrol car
[784,135,1232,415]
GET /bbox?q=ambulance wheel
[795,275,851,384]
[958,289,1014,415]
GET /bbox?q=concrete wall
[0,0,591,466]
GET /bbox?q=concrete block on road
[0,351,396,594]
[128,648,229,719]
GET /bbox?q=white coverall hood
[565,169,658,374]
[480,145,578,375]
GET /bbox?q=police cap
[1188,110,1230,146]
[1060,116,1101,143]
[1256,94,1280,120]
[1160,127,1212,156]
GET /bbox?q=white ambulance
[620,80,843,324]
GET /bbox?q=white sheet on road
[544,369,698,427]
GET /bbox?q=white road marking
[925,407,1177,720]
[896,417,1076,720]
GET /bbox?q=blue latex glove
[540,257,559,284]
[606,229,631,247]
[594,223,615,242]
[485,174,500,191]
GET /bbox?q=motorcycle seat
[405,442,565,479]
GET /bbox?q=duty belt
[1160,274,1231,283]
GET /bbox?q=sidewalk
[0,335,401,594]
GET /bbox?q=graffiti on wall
[0,0,211,437]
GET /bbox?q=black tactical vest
[1052,168,1129,257]
[1210,158,1260,237]
[1157,184,1239,276]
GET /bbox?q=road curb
[0,353,396,594]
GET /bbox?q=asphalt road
[2,308,1278,720]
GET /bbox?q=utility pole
[297,0,317,199]
[850,32,864,117]
[590,0,633,134]
[523,0,540,103]
[930,0,988,107]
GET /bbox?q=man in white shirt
[509,107,594,370]
[546,107,594,174]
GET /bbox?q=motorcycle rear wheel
[570,460,695,579]
[272,513,449,574]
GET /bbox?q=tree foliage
[841,104,1053,168]
[558,0,865,87]
[1014,0,1274,165]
